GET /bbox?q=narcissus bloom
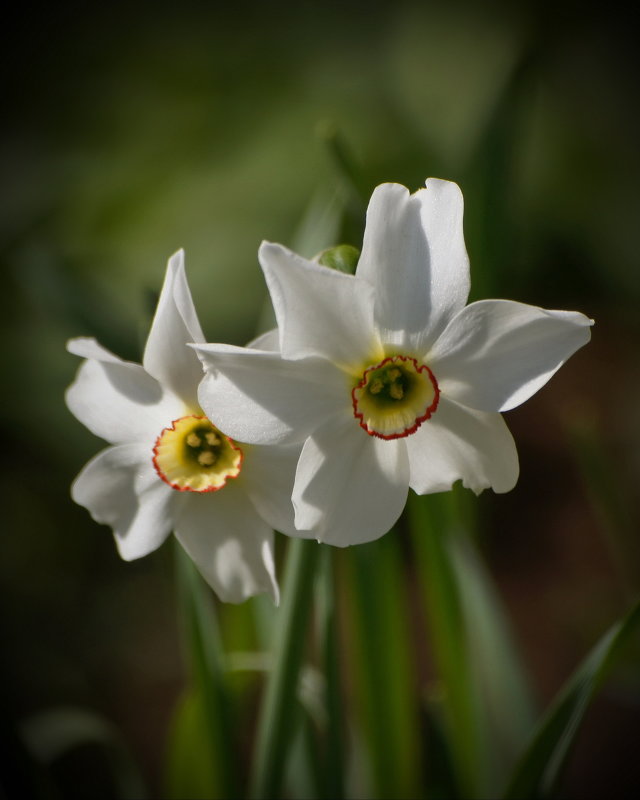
[66,251,299,602]
[194,179,593,547]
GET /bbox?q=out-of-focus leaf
[409,491,482,799]
[290,185,346,259]
[172,545,238,799]
[255,184,345,335]
[504,598,640,800]
[567,412,640,598]
[342,533,423,799]
[318,546,345,800]
[283,709,323,800]
[249,538,321,800]
[317,122,368,209]
[408,489,535,799]
[20,706,147,799]
[164,689,218,800]
[463,40,537,301]
[450,527,536,774]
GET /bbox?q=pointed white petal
[71,444,176,559]
[175,484,279,604]
[142,250,205,408]
[241,442,301,536]
[292,414,410,546]
[68,337,125,362]
[259,241,378,366]
[168,250,206,343]
[430,300,593,412]
[66,339,184,445]
[406,397,518,495]
[357,179,470,350]
[247,328,280,351]
[194,343,346,444]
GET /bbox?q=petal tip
[168,247,185,265]
[66,336,96,358]
[258,240,281,259]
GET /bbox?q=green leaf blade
[504,598,640,800]
[343,533,424,799]
[408,489,536,799]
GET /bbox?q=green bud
[316,244,360,275]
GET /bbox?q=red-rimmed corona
[352,355,439,439]
[66,249,302,603]
[153,415,243,492]
[194,177,593,547]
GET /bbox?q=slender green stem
[407,491,483,799]
[249,538,320,800]
[174,543,238,799]
[345,534,423,799]
[319,546,345,800]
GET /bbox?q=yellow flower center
[352,355,439,439]
[153,415,242,492]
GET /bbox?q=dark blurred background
[2,1,640,797]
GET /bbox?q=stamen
[153,416,242,492]
[352,355,439,439]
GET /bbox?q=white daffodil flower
[193,179,593,547]
[66,251,300,603]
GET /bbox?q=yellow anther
[352,355,440,440]
[154,415,242,493]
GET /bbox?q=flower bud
[316,244,360,274]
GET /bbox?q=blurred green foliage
[2,1,640,797]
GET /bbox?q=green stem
[319,546,345,800]
[174,543,238,799]
[407,492,482,799]
[249,537,320,800]
[345,534,423,799]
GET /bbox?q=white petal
[406,397,518,495]
[175,484,279,604]
[241,442,301,536]
[193,343,347,444]
[247,328,280,351]
[292,414,410,546]
[430,300,593,412]
[357,179,470,350]
[142,250,205,408]
[66,339,184,445]
[68,337,126,362]
[259,241,379,366]
[71,444,176,560]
